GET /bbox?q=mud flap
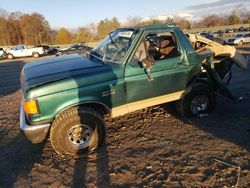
[202,60,235,100]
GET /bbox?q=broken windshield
[90,29,138,63]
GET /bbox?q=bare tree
[0,8,11,45]
[20,13,50,45]
[48,29,58,44]
[240,9,250,24]
[56,27,72,44]
[72,27,94,43]
[126,16,142,27]
[97,17,120,40]
[228,13,242,25]
[8,11,23,44]
[175,18,191,29]
[199,15,226,28]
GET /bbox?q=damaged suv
[20,24,247,156]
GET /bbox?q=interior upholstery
[146,41,158,57]
[137,34,179,62]
[157,36,179,60]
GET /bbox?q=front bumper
[20,105,51,143]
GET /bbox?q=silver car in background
[226,33,250,45]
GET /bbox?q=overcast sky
[0,0,249,28]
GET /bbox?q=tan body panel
[112,90,184,117]
[188,34,247,70]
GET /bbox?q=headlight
[23,99,39,115]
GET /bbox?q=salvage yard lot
[0,50,250,187]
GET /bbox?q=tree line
[0,7,249,46]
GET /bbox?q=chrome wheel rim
[190,95,209,114]
[67,124,93,149]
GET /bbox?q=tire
[33,52,40,58]
[178,83,216,117]
[7,53,14,59]
[50,106,105,156]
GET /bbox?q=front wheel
[178,83,216,116]
[50,106,106,156]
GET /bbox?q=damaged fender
[188,34,248,70]
[188,34,248,99]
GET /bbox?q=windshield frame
[90,28,138,64]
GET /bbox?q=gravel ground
[0,52,249,187]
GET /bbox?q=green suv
[20,24,244,156]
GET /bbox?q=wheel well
[187,72,210,85]
[80,102,110,115]
[186,72,215,92]
[7,53,14,58]
[55,102,111,119]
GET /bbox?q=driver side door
[124,30,190,113]
[15,46,26,57]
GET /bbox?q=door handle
[144,68,154,81]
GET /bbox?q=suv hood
[21,54,110,94]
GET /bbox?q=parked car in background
[200,32,214,40]
[212,31,221,37]
[226,33,250,45]
[48,46,59,54]
[35,45,59,54]
[238,27,248,32]
[55,43,92,56]
[225,28,234,33]
[0,48,6,58]
[214,30,226,36]
[6,45,45,59]
[34,45,50,53]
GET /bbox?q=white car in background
[0,48,6,58]
[226,33,250,45]
[6,45,45,59]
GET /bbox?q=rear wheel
[50,106,105,156]
[178,83,216,116]
[33,52,40,58]
[7,53,14,59]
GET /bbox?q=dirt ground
[0,51,249,188]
